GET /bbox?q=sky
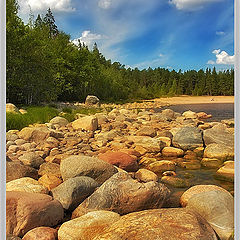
[18,0,234,71]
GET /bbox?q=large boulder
[85,95,100,106]
[51,176,99,210]
[93,208,217,240]
[22,227,57,240]
[172,126,203,150]
[215,161,234,182]
[203,124,234,148]
[72,172,170,218]
[6,191,64,237]
[60,155,117,185]
[98,151,139,172]
[58,211,120,240]
[72,116,98,131]
[18,127,51,144]
[49,116,69,127]
[186,190,234,240]
[6,161,38,182]
[6,103,20,114]
[204,143,234,160]
[6,177,48,194]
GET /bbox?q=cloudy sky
[18,0,234,71]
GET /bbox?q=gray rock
[85,95,100,106]
[60,155,118,185]
[172,126,203,150]
[18,152,44,169]
[51,176,99,210]
[72,172,170,218]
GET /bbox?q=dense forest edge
[7,0,234,105]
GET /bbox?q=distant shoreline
[152,95,234,105]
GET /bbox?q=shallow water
[159,103,234,121]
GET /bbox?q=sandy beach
[152,95,234,105]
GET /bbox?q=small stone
[135,169,158,182]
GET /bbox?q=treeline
[7,0,234,105]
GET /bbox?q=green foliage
[6,106,59,131]
[6,2,234,106]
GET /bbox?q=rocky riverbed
[6,103,234,240]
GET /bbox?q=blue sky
[18,0,234,71]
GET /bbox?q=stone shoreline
[6,104,234,240]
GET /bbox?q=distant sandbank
[152,95,234,105]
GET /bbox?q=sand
[152,95,234,105]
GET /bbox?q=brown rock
[72,172,170,218]
[38,174,62,191]
[93,208,217,240]
[162,147,184,157]
[98,151,139,172]
[136,126,156,137]
[18,152,44,169]
[22,227,57,240]
[6,191,64,237]
[38,162,61,178]
[72,116,98,131]
[135,169,158,182]
[147,160,176,174]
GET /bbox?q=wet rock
[6,177,48,194]
[215,161,234,182]
[72,172,170,218]
[22,227,57,240]
[172,126,203,150]
[93,208,217,240]
[201,158,223,169]
[58,211,120,240]
[72,116,98,131]
[19,152,44,169]
[6,191,64,237]
[60,155,117,185]
[98,151,138,172]
[51,176,99,210]
[178,160,201,170]
[147,160,176,174]
[135,169,158,182]
[204,143,234,160]
[162,146,184,157]
[161,176,190,188]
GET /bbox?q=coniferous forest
[7,0,234,105]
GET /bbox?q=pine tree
[43,8,58,38]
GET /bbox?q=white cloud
[170,0,222,11]
[98,0,112,9]
[207,49,234,65]
[72,30,105,48]
[18,0,75,14]
[216,31,225,36]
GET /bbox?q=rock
[161,109,176,121]
[215,161,234,182]
[201,158,223,169]
[15,139,27,145]
[221,119,234,127]
[182,110,197,119]
[161,176,190,188]
[6,235,22,240]
[204,143,234,160]
[22,227,57,240]
[93,208,217,240]
[197,112,212,119]
[139,157,157,167]
[38,162,61,178]
[51,176,99,211]
[72,172,170,218]
[6,103,20,113]
[180,185,231,207]
[172,126,203,150]
[162,146,184,157]
[98,151,139,172]
[6,161,38,182]
[147,160,176,174]
[60,155,117,185]
[178,160,201,170]
[49,116,69,127]
[136,126,156,137]
[18,127,51,144]
[185,190,234,240]
[156,136,171,147]
[6,132,19,141]
[203,125,234,148]
[58,211,120,240]
[38,174,62,191]
[6,191,64,237]
[19,109,27,114]
[72,116,98,131]
[18,152,44,169]
[95,113,108,125]
[85,95,100,106]
[135,169,158,182]
[127,136,165,153]
[6,177,49,194]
